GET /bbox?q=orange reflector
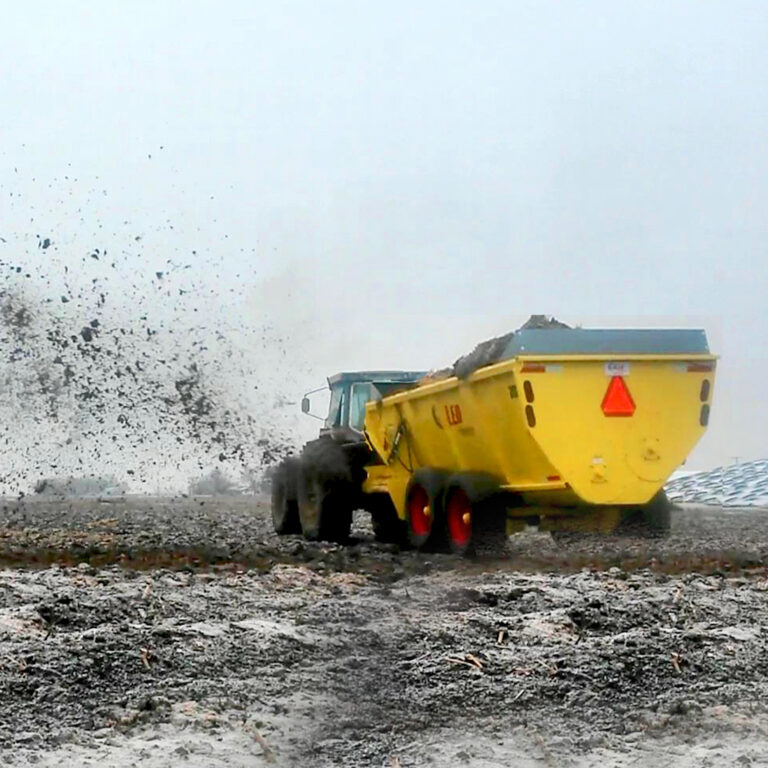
[521,363,546,373]
[601,376,635,417]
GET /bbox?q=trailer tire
[271,457,302,535]
[406,469,450,550]
[441,473,507,557]
[444,484,508,557]
[443,486,473,555]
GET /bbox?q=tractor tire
[297,438,354,543]
[297,471,352,542]
[271,457,301,535]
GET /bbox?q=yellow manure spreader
[271,328,716,555]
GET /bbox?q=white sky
[1,1,766,476]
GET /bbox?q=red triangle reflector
[602,376,635,417]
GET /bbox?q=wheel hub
[446,489,472,548]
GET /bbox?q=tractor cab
[302,371,426,435]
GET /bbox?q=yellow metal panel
[363,464,411,518]
[514,356,715,504]
[364,354,716,513]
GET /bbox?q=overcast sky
[1,1,766,476]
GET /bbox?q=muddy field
[3,498,768,767]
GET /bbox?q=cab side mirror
[301,397,310,414]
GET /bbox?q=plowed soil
[2,497,768,767]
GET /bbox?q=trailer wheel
[407,483,433,548]
[406,485,446,550]
[444,486,508,557]
[444,487,473,555]
[297,469,353,542]
[271,458,301,535]
[405,470,450,550]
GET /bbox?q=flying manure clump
[0,248,294,494]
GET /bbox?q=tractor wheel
[297,438,355,543]
[368,494,407,545]
[297,469,353,543]
[271,457,301,535]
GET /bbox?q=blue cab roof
[327,370,427,386]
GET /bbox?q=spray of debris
[0,218,301,496]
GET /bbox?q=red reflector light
[602,376,635,417]
[521,363,546,373]
[687,362,714,373]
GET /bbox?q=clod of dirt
[449,315,571,380]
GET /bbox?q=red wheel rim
[446,489,472,547]
[408,485,431,537]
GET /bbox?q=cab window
[349,383,371,431]
[325,385,344,428]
